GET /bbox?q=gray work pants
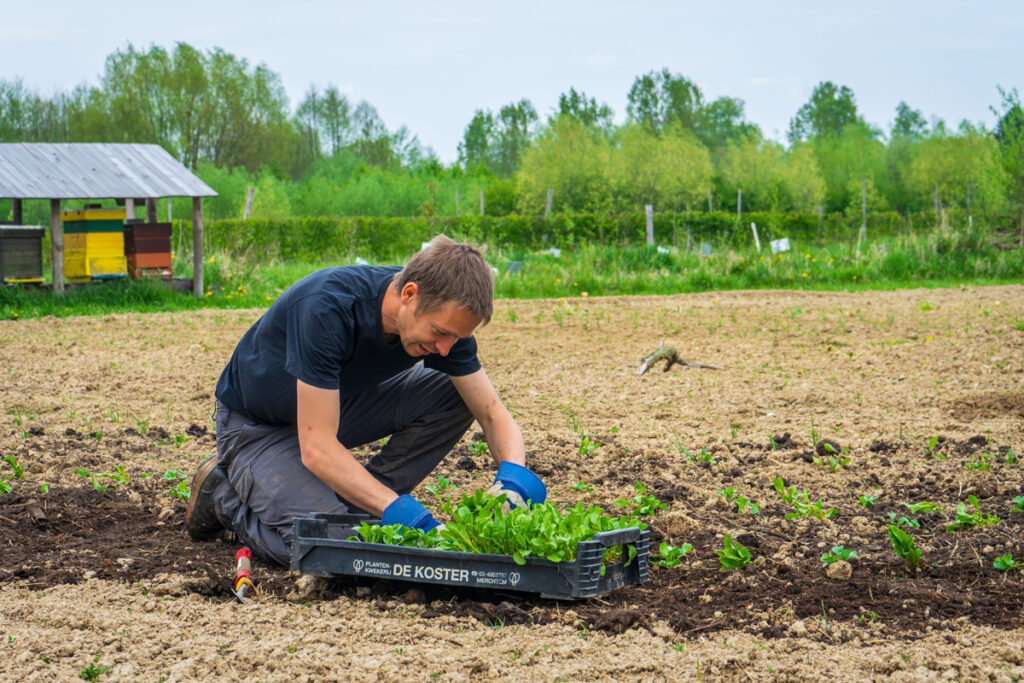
[211,363,474,566]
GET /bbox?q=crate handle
[590,527,642,547]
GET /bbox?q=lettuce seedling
[570,480,594,492]
[993,553,1020,571]
[945,496,1001,532]
[717,486,759,514]
[856,495,878,508]
[1011,496,1024,513]
[887,512,920,528]
[654,542,692,568]
[821,545,858,567]
[0,478,10,496]
[773,478,836,521]
[614,481,667,517]
[888,525,921,566]
[716,535,752,570]
[902,501,943,515]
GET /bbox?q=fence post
[860,178,867,244]
[545,188,553,217]
[480,189,484,216]
[737,189,742,221]
[50,199,63,296]
[455,188,460,217]
[750,222,761,252]
[707,188,712,212]
[645,205,654,245]
[243,187,255,220]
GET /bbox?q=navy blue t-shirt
[215,265,481,425]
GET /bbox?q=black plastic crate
[290,513,650,600]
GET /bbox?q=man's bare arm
[295,379,398,517]
[451,368,525,467]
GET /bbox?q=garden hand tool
[232,547,255,604]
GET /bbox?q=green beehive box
[0,226,46,283]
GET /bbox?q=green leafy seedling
[0,478,11,496]
[993,553,1020,571]
[888,525,921,566]
[654,541,692,568]
[570,480,594,492]
[821,545,859,567]
[1012,496,1024,513]
[577,435,602,455]
[945,495,1001,532]
[1005,447,1018,465]
[965,453,992,471]
[3,454,25,479]
[886,512,920,528]
[923,436,946,460]
[902,501,943,515]
[773,478,836,521]
[856,495,878,508]
[468,440,488,455]
[614,481,667,517]
[716,534,752,571]
[168,480,191,501]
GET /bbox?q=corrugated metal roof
[0,143,218,199]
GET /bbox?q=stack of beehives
[124,220,173,279]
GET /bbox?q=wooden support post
[50,199,63,296]
[192,197,204,299]
[645,205,654,245]
[545,188,553,217]
[860,178,867,243]
[168,198,173,222]
[146,198,158,223]
[480,189,484,216]
[707,188,712,212]
[243,187,255,219]
[737,189,742,220]
[455,188,460,217]
[12,198,22,224]
[125,197,135,221]
[751,222,761,252]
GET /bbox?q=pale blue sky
[2,0,1021,162]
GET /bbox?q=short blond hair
[394,235,494,323]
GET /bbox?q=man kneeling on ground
[185,236,546,565]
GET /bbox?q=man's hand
[382,494,441,531]
[487,461,547,510]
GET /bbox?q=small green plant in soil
[1005,447,1018,465]
[3,454,25,479]
[716,535,752,570]
[614,481,667,517]
[570,480,594,493]
[813,453,851,473]
[965,452,992,471]
[0,478,11,496]
[923,436,946,460]
[74,465,130,491]
[468,440,488,455]
[78,663,111,681]
[856,495,878,508]
[886,512,920,528]
[902,501,944,515]
[717,486,760,514]
[773,478,836,521]
[993,554,1021,571]
[821,545,859,567]
[1012,496,1024,513]
[888,525,922,566]
[654,542,692,568]
[945,495,1001,532]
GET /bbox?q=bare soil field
[2,285,1023,682]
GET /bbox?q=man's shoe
[186,454,228,541]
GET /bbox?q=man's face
[397,286,481,357]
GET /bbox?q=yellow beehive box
[64,231,127,280]
[61,209,127,222]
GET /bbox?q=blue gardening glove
[382,494,441,531]
[486,462,547,509]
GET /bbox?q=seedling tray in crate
[290,513,650,600]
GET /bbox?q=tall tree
[556,87,614,133]
[515,115,610,213]
[993,86,1024,233]
[787,81,863,142]
[626,69,704,133]
[493,99,537,176]
[891,101,928,140]
[457,109,495,169]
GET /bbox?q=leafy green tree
[696,96,761,152]
[993,86,1024,233]
[458,109,495,169]
[515,115,611,213]
[626,68,703,133]
[717,135,824,212]
[556,87,614,134]
[610,123,712,210]
[883,102,929,211]
[811,124,886,211]
[907,122,1007,216]
[892,101,929,140]
[788,81,864,142]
